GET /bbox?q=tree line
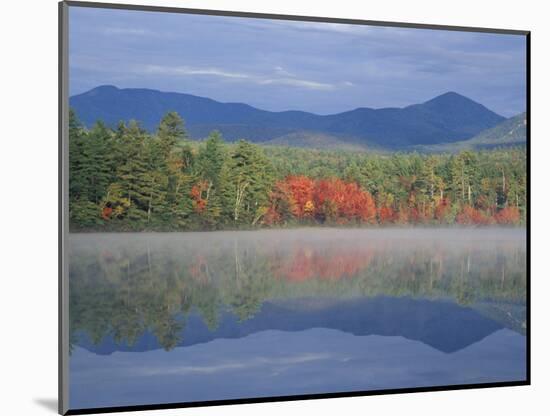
[69,110,527,231]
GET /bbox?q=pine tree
[222,140,274,225]
[157,111,186,158]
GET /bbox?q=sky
[69,6,527,117]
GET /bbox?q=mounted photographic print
[59,1,530,414]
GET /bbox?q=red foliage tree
[264,179,301,225]
[456,205,492,225]
[348,183,377,223]
[434,198,451,223]
[101,206,113,220]
[408,206,422,224]
[190,180,209,213]
[262,206,282,226]
[378,206,396,224]
[285,176,315,218]
[395,206,410,224]
[314,179,344,212]
[494,206,521,225]
[313,178,376,223]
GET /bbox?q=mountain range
[70,85,525,151]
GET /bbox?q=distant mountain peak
[85,84,120,96]
[91,84,119,91]
[424,91,478,105]
[435,91,464,98]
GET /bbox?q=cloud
[274,66,295,77]
[267,20,375,36]
[102,27,151,36]
[141,64,337,90]
[259,77,334,90]
[144,65,251,80]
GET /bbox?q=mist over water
[68,228,527,409]
[69,226,526,245]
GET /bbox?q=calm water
[68,228,527,410]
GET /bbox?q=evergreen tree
[222,140,275,225]
[157,111,186,158]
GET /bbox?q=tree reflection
[69,231,526,352]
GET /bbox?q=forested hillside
[416,112,527,153]
[68,110,527,231]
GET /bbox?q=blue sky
[69,6,526,116]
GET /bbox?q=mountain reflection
[69,229,526,353]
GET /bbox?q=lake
[68,228,527,410]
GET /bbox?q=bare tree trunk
[252,209,265,226]
[234,181,249,221]
[175,177,181,198]
[148,177,156,223]
[502,169,507,207]
[206,181,212,202]
[461,166,465,201]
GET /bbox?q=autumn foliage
[190,180,210,213]
[261,174,522,227]
[434,198,451,222]
[314,178,376,223]
[285,176,315,218]
[378,206,396,224]
[494,206,521,225]
[101,206,113,220]
[456,205,493,225]
[266,176,376,225]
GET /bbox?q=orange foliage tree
[101,206,113,220]
[434,198,451,223]
[313,178,376,223]
[378,206,396,224]
[494,206,521,225]
[285,176,315,218]
[456,205,493,225]
[190,180,210,213]
[263,173,522,227]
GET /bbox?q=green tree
[222,140,275,225]
[157,111,186,158]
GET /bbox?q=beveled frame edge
[58,1,531,415]
[59,1,70,415]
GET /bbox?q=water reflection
[68,228,526,409]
